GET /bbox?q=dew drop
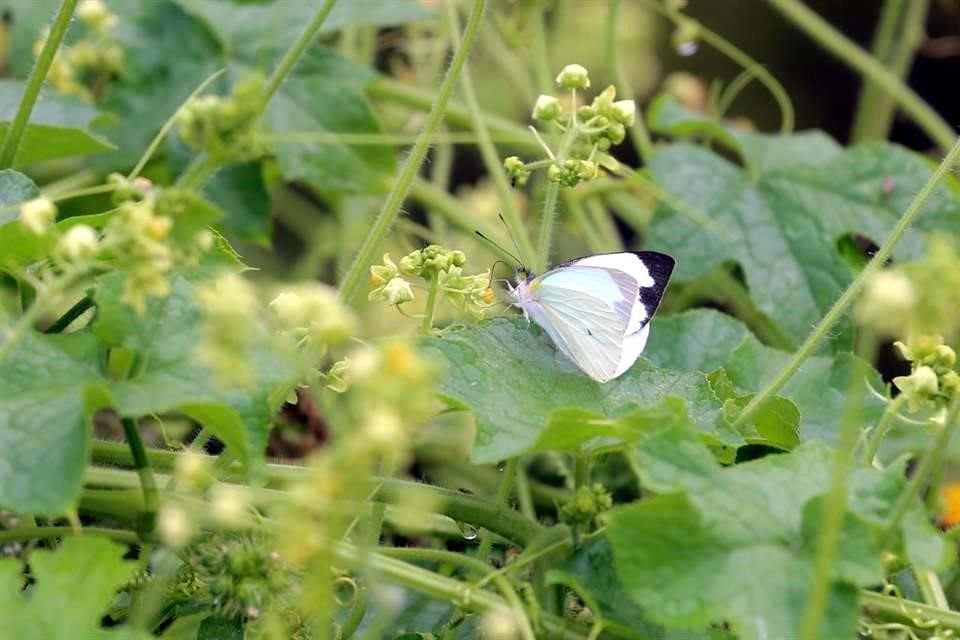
[459,522,479,540]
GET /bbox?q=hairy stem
[733,136,960,430]
[799,338,873,640]
[768,0,953,150]
[535,181,561,273]
[447,1,535,267]
[862,395,906,465]
[338,0,487,304]
[264,0,339,101]
[421,272,440,335]
[0,0,79,168]
[861,590,960,632]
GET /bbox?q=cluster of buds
[177,73,267,163]
[559,483,613,529]
[269,283,356,349]
[102,176,216,312]
[182,533,290,622]
[369,245,493,321]
[196,274,259,386]
[893,336,959,412]
[35,0,124,100]
[504,64,636,190]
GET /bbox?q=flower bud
[382,277,414,305]
[270,291,310,329]
[480,609,519,640]
[211,484,249,526]
[856,269,916,336]
[672,18,701,56]
[56,224,99,262]
[77,0,118,31]
[19,197,57,235]
[612,99,637,126]
[532,94,562,121]
[158,505,192,548]
[555,64,590,90]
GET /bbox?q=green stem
[0,526,138,544]
[128,68,226,180]
[367,77,536,149]
[606,0,654,162]
[380,547,536,640]
[913,567,949,609]
[880,397,960,548]
[421,272,440,335]
[175,154,218,189]
[446,0,535,267]
[475,458,519,567]
[86,447,543,546]
[768,0,954,150]
[338,0,487,305]
[852,0,929,143]
[333,544,590,640]
[336,598,368,640]
[862,395,907,465]
[44,295,94,334]
[0,0,78,168]
[860,590,960,632]
[120,417,159,533]
[799,337,873,640]
[514,460,537,520]
[535,181,561,273]
[527,0,553,94]
[563,191,606,254]
[263,0,339,102]
[733,136,960,430]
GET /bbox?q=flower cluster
[893,336,959,412]
[196,274,260,386]
[504,64,636,189]
[560,483,613,529]
[369,245,493,321]
[177,73,268,163]
[35,0,124,101]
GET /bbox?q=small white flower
[210,484,248,526]
[383,277,414,305]
[364,409,403,449]
[157,505,192,548]
[19,197,57,235]
[555,64,590,90]
[532,94,561,121]
[56,224,99,262]
[480,608,519,640]
[270,291,310,329]
[612,99,637,126]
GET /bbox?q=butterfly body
[507,251,675,383]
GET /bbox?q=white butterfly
[506,251,675,383]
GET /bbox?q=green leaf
[94,1,222,170]
[93,274,299,472]
[648,94,842,174]
[0,169,39,221]
[0,332,106,513]
[645,310,886,445]
[197,615,243,640]
[0,80,115,166]
[606,425,943,638]
[422,316,742,463]
[172,0,415,195]
[711,369,800,450]
[0,536,144,639]
[646,141,960,348]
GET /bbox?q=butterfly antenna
[475,230,522,267]
[497,213,528,270]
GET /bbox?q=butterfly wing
[563,251,675,335]
[531,266,638,382]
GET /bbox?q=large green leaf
[93,274,299,471]
[0,332,106,513]
[606,425,942,639]
[422,316,744,463]
[0,80,115,165]
[174,0,420,194]
[645,309,886,444]
[0,537,144,639]
[646,141,960,348]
